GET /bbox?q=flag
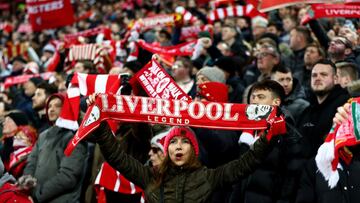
[26,0,75,31]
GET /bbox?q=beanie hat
[214,56,237,77]
[197,66,226,84]
[151,128,171,152]
[6,111,29,126]
[163,126,199,157]
[198,82,228,102]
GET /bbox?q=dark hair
[176,57,193,76]
[248,79,285,104]
[306,42,326,58]
[149,146,201,192]
[314,59,337,74]
[124,61,143,74]
[271,65,292,75]
[294,26,313,44]
[77,60,96,73]
[159,29,171,40]
[36,82,58,98]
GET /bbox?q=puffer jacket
[23,126,88,203]
[92,122,271,203]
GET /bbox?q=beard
[33,103,45,111]
[312,86,332,97]
[328,49,345,59]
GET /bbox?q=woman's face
[148,144,165,169]
[168,136,192,166]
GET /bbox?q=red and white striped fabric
[207,4,255,22]
[94,162,145,203]
[175,6,197,25]
[56,73,123,130]
[65,44,106,73]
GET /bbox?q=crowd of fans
[0,0,359,202]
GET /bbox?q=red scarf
[64,26,112,44]
[64,94,286,155]
[137,39,197,57]
[3,72,54,88]
[134,59,190,100]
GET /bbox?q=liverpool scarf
[56,73,123,130]
[316,97,360,188]
[64,94,286,155]
[134,59,190,100]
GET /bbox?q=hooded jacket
[283,78,310,122]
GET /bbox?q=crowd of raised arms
[0,0,360,203]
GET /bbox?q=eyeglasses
[256,52,275,59]
[151,147,161,153]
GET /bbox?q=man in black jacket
[271,65,309,122]
[297,59,350,158]
[230,80,305,203]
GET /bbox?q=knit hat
[6,111,29,126]
[198,82,228,102]
[163,126,199,157]
[214,56,237,77]
[196,66,226,84]
[151,128,171,152]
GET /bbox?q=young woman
[89,120,275,202]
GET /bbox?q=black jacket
[230,111,306,203]
[283,78,310,122]
[296,85,350,158]
[296,154,360,203]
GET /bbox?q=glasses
[256,52,275,59]
[151,147,161,153]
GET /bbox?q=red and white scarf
[207,4,256,23]
[134,59,190,100]
[94,162,145,203]
[3,72,54,88]
[56,73,123,131]
[64,26,111,44]
[137,39,201,58]
[65,43,106,73]
[64,94,286,155]
[316,97,360,189]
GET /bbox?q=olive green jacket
[93,123,270,203]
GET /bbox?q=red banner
[3,72,54,88]
[258,0,344,12]
[135,59,190,100]
[26,0,75,31]
[64,26,111,44]
[137,39,197,57]
[64,94,286,156]
[129,13,182,32]
[309,3,360,19]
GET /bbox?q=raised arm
[90,121,154,189]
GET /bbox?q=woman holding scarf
[86,94,283,203]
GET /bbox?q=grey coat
[24,126,88,203]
